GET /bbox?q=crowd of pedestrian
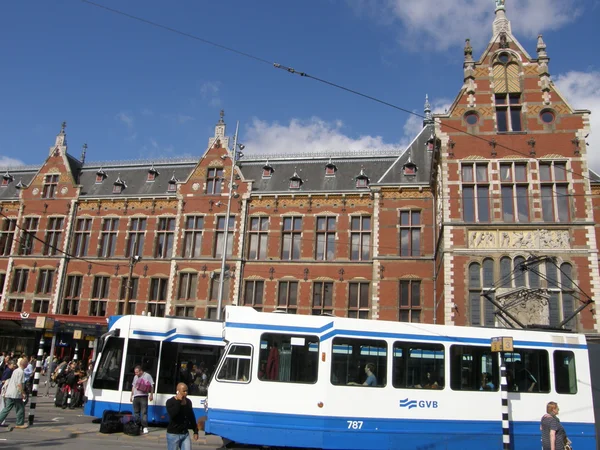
[0,350,92,431]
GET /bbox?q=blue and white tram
[205,307,598,449]
[84,315,224,423]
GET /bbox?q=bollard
[28,335,45,425]
[73,341,79,362]
[500,356,510,450]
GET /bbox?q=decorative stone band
[468,229,570,250]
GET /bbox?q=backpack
[136,376,152,394]
[99,410,123,434]
[123,416,141,436]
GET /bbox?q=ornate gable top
[148,163,160,175]
[2,170,13,181]
[114,175,126,187]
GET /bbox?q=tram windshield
[93,336,124,390]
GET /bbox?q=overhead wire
[78,0,597,185]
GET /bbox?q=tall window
[206,168,223,194]
[493,53,522,132]
[350,216,371,261]
[7,299,23,312]
[282,217,302,260]
[175,306,195,318]
[462,163,489,222]
[399,211,421,256]
[399,280,421,323]
[348,282,369,319]
[148,278,168,317]
[0,274,5,303]
[547,262,576,329]
[500,163,529,222]
[312,281,333,315]
[155,217,175,259]
[36,269,55,294]
[43,217,64,256]
[98,218,119,258]
[469,259,495,326]
[62,275,82,315]
[90,276,110,317]
[182,216,203,258]
[277,281,298,313]
[0,219,16,256]
[248,217,268,260]
[243,280,264,311]
[177,273,198,300]
[18,217,39,255]
[42,174,59,199]
[540,161,569,222]
[214,216,234,258]
[72,218,92,257]
[126,218,146,258]
[11,269,29,293]
[117,276,138,315]
[316,217,336,260]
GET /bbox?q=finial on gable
[495,0,506,11]
[81,143,87,165]
[423,94,434,126]
[51,121,68,156]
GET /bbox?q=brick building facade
[0,4,598,355]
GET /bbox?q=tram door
[586,339,600,449]
[120,339,160,418]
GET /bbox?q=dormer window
[2,171,14,187]
[403,157,417,176]
[325,157,337,176]
[95,168,107,184]
[15,180,25,190]
[168,173,178,192]
[289,169,302,190]
[262,160,273,178]
[355,169,369,188]
[113,176,126,194]
[147,164,160,182]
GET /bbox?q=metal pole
[28,335,44,425]
[499,352,510,450]
[216,121,239,321]
[123,256,135,314]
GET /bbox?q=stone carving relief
[496,287,550,327]
[468,230,570,250]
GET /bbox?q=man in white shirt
[0,357,28,430]
[130,365,154,435]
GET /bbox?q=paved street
[0,377,225,450]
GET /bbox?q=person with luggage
[166,383,199,450]
[130,366,154,434]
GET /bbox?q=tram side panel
[587,340,600,450]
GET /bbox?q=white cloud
[243,117,403,155]
[200,81,222,108]
[352,0,581,51]
[116,111,134,128]
[0,156,25,167]
[554,71,600,171]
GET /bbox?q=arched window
[493,53,522,132]
[500,257,512,288]
[469,259,496,327]
[513,256,526,287]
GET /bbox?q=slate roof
[0,167,37,200]
[589,168,600,183]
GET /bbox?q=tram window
[258,333,319,384]
[330,337,387,387]
[122,339,159,391]
[157,342,223,395]
[554,351,577,394]
[216,344,252,383]
[504,349,550,393]
[450,345,499,391]
[93,337,124,390]
[393,342,445,389]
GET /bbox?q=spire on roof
[51,121,68,156]
[210,109,229,149]
[492,0,512,37]
[423,94,434,126]
[537,34,548,60]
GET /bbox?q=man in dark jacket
[165,383,199,450]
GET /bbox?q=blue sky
[1,0,599,169]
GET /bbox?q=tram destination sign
[491,336,513,352]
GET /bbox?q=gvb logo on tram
[399,398,439,410]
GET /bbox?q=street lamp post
[216,121,242,321]
[123,255,141,314]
